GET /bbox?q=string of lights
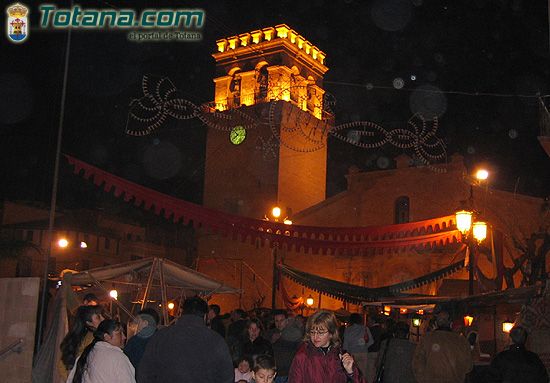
[324,80,550,99]
[126,75,447,170]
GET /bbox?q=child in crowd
[235,356,254,383]
[251,355,277,383]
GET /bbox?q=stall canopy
[32,258,238,383]
[66,257,239,296]
[279,245,467,305]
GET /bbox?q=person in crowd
[137,296,233,383]
[59,305,105,380]
[487,325,549,383]
[366,314,383,383]
[82,293,99,306]
[228,309,249,363]
[288,310,366,383]
[242,317,273,362]
[294,315,306,332]
[251,354,278,383]
[375,321,416,383]
[124,308,159,370]
[343,313,373,377]
[235,356,254,383]
[412,310,473,383]
[208,304,226,338]
[67,319,135,383]
[271,310,302,383]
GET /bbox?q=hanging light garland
[126,75,447,171]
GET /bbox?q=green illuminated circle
[230,125,246,145]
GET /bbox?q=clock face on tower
[230,125,246,145]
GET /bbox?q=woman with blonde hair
[288,311,365,383]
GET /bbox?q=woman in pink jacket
[288,311,366,383]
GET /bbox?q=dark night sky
[1,0,549,212]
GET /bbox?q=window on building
[223,198,240,215]
[131,255,142,261]
[127,233,132,240]
[394,196,410,224]
[25,230,34,242]
[104,238,110,250]
[257,65,268,101]
[48,257,56,275]
[16,256,32,277]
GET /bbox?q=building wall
[0,277,39,383]
[203,155,547,312]
[203,102,329,218]
[203,104,279,218]
[0,202,192,278]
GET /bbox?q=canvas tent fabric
[32,258,236,383]
[66,257,239,295]
[279,245,468,305]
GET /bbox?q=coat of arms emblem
[7,3,29,43]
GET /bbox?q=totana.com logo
[6,2,29,43]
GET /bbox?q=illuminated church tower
[203,24,331,219]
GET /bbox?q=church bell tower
[203,24,331,219]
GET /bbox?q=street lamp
[306,295,314,307]
[264,206,293,309]
[455,208,488,295]
[455,210,473,235]
[472,222,487,242]
[502,319,514,333]
[272,207,281,220]
[475,169,489,181]
[57,238,69,248]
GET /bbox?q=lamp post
[265,206,293,309]
[455,210,487,295]
[455,168,490,296]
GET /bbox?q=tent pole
[158,258,169,325]
[141,258,157,310]
[87,273,135,320]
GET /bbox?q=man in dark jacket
[137,296,234,383]
[207,304,226,338]
[271,310,302,383]
[487,326,549,383]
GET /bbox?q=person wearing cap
[124,308,159,370]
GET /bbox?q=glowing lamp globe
[463,315,474,327]
[455,210,473,234]
[272,207,282,219]
[473,222,487,242]
[475,169,489,180]
[502,320,514,333]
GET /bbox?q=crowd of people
[57,293,549,383]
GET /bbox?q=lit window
[395,196,410,224]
